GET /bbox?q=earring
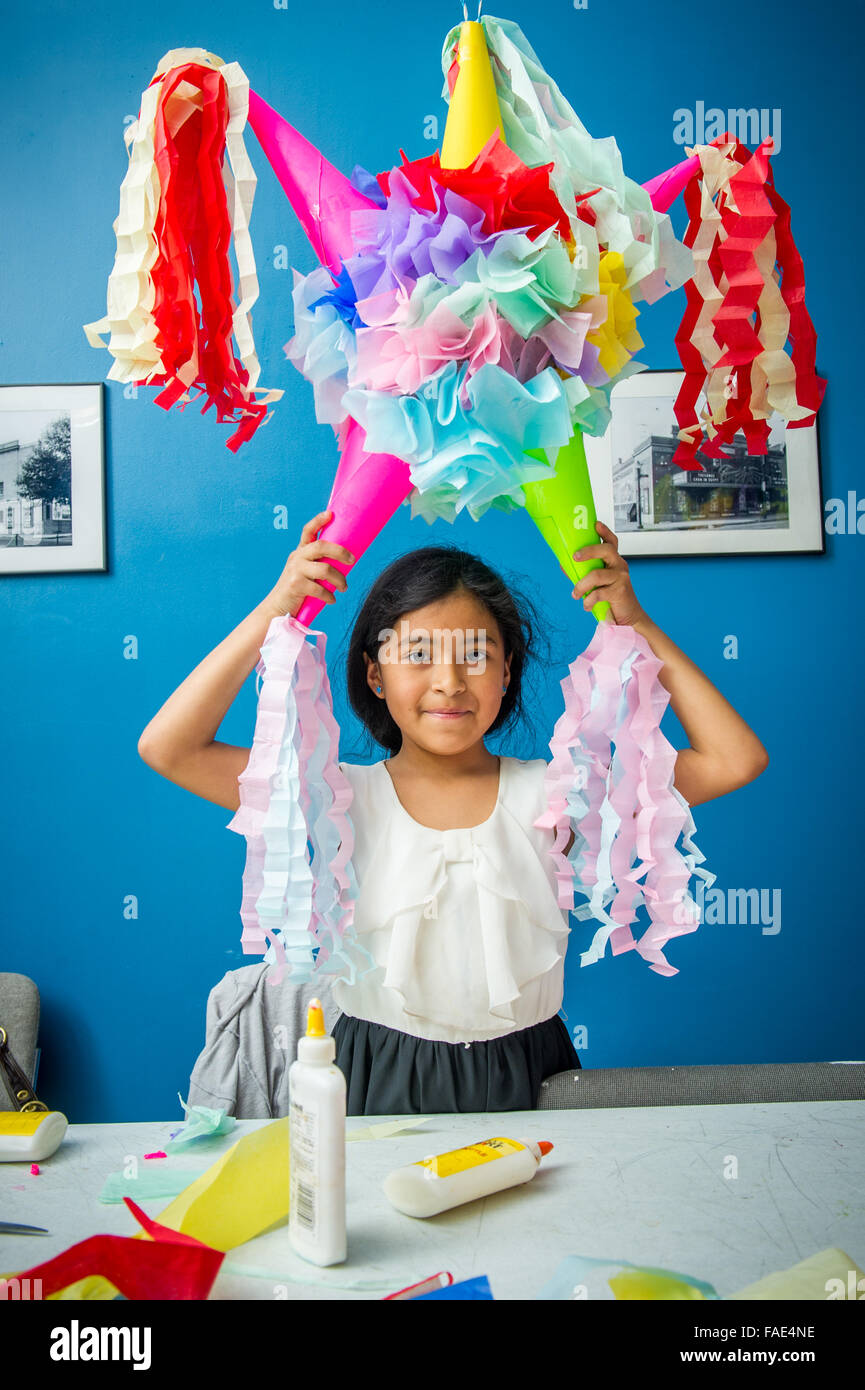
[376,685,382,693]
[502,684,507,692]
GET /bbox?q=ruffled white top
[330,756,571,1044]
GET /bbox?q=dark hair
[337,544,551,758]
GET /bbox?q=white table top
[2,1101,863,1300]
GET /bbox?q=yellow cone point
[441,21,505,170]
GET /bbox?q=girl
[138,509,769,1115]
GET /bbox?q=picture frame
[0,383,107,575]
[582,369,825,558]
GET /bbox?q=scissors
[0,1221,49,1235]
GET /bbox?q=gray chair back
[0,973,40,1111]
[537,1061,865,1109]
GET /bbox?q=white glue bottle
[382,1137,553,1218]
[288,998,346,1265]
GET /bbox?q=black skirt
[332,1011,581,1116]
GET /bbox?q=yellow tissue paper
[153,1118,289,1251]
[729,1247,865,1301]
[347,1118,431,1142]
[609,1268,708,1300]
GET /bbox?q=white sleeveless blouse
[330,756,571,1044]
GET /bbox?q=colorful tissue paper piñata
[85,14,823,980]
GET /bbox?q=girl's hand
[266,509,356,618]
[569,521,649,628]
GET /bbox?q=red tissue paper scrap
[8,1197,224,1301]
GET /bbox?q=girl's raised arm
[137,510,355,810]
[631,613,769,807]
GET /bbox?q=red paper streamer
[763,177,825,427]
[144,62,269,453]
[671,170,711,470]
[672,134,826,467]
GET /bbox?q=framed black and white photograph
[0,383,107,575]
[583,369,824,557]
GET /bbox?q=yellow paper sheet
[346,1117,431,1142]
[729,1246,865,1301]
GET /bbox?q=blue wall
[3,0,861,1122]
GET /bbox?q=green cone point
[521,429,612,624]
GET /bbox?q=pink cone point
[247,89,380,275]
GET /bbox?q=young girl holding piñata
[139,506,768,1115]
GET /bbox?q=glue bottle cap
[297,998,335,1065]
[306,999,326,1037]
[537,1141,554,1157]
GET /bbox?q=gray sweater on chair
[186,965,342,1119]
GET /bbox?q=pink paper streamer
[227,612,375,987]
[535,621,716,976]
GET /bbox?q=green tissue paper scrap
[99,1169,208,1204]
[165,1094,237,1151]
